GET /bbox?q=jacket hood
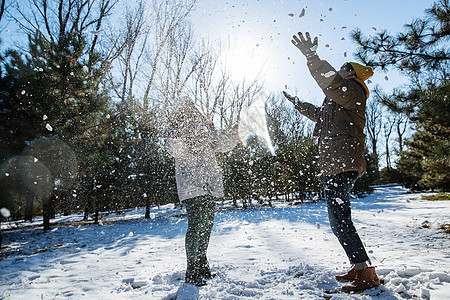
[347,76,370,99]
[348,62,374,81]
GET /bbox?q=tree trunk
[145,195,151,219]
[385,141,391,172]
[83,200,89,220]
[94,198,99,224]
[43,196,52,231]
[50,200,56,219]
[372,141,380,183]
[24,194,34,222]
[242,199,248,209]
[63,197,71,216]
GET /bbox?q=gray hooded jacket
[166,103,239,201]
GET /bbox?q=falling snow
[335,197,344,205]
[299,8,305,18]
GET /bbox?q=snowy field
[1,185,449,300]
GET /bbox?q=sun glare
[222,37,269,83]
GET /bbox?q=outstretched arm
[214,126,240,153]
[291,31,338,89]
[291,31,366,110]
[282,91,320,122]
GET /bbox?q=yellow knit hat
[348,62,374,81]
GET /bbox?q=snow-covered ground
[1,185,449,299]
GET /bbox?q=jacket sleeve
[293,101,320,122]
[214,128,240,153]
[165,138,178,157]
[306,55,366,110]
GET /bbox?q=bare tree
[0,0,6,22]
[157,22,204,111]
[229,80,263,126]
[395,113,409,154]
[105,0,197,115]
[105,1,147,106]
[382,114,397,171]
[190,41,229,120]
[105,0,262,131]
[9,0,120,61]
[187,40,264,129]
[191,55,263,129]
[141,0,196,111]
[365,98,383,182]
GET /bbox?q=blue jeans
[323,171,369,264]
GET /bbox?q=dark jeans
[184,195,216,266]
[323,171,369,264]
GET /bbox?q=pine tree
[351,0,450,191]
[396,83,449,190]
[0,31,112,229]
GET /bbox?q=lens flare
[238,93,275,156]
[0,207,11,218]
[1,156,53,199]
[0,138,79,203]
[23,137,78,192]
[19,156,53,198]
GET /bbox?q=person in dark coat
[283,31,380,292]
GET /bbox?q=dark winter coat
[293,55,368,177]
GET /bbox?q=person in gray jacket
[283,32,380,292]
[164,98,239,286]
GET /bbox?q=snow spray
[238,93,276,156]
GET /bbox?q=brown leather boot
[342,267,380,292]
[335,267,357,282]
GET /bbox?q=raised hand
[291,32,318,58]
[282,91,299,106]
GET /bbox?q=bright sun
[222,37,269,83]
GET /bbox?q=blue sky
[191,0,437,104]
[0,0,437,105]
